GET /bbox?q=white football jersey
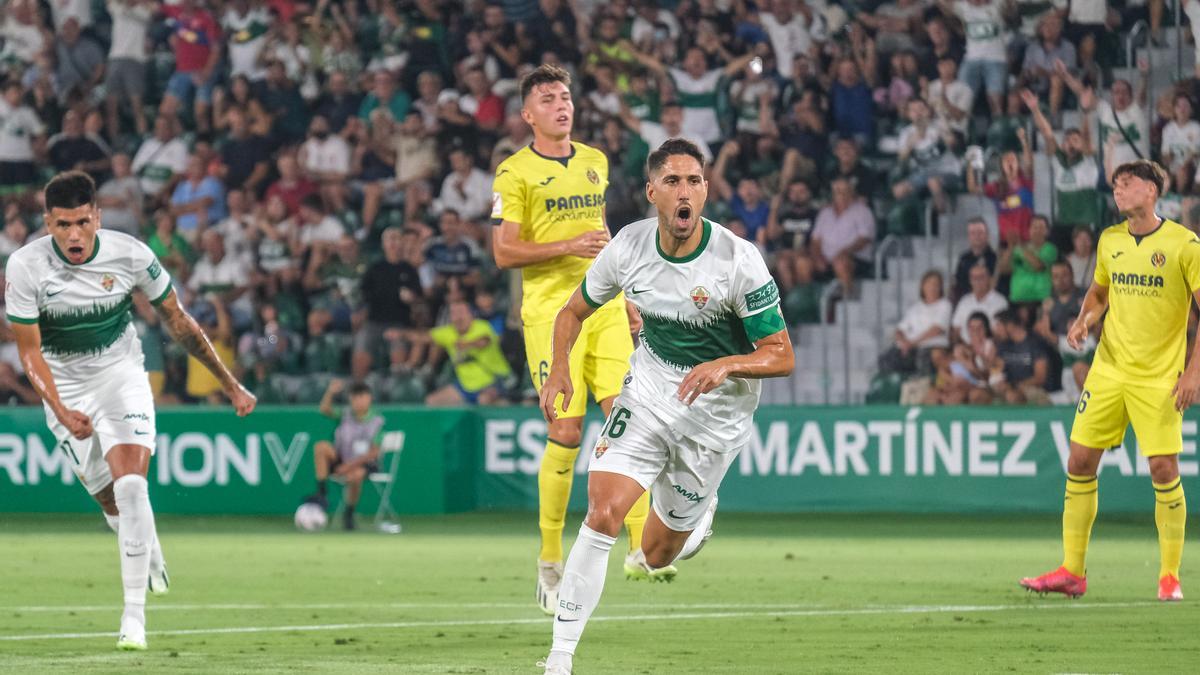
[583,217,785,449]
[4,231,172,387]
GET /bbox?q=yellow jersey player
[491,64,650,615]
[1021,160,1199,601]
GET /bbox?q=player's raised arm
[10,322,93,439]
[538,288,599,422]
[153,288,257,416]
[677,321,794,406]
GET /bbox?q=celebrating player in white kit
[4,171,256,650]
[537,140,794,674]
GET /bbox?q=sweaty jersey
[582,217,786,449]
[491,141,614,324]
[4,231,172,385]
[1091,217,1200,386]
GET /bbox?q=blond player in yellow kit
[491,64,651,615]
[1021,160,1198,601]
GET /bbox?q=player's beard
[665,203,698,241]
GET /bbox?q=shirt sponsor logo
[671,483,704,503]
[1111,272,1165,287]
[745,281,780,312]
[147,260,162,280]
[544,193,606,213]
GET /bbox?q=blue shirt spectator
[172,157,227,235]
[830,59,874,146]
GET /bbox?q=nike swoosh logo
[496,169,508,177]
[134,430,150,436]
[667,510,685,519]
[125,552,147,558]
[555,617,579,622]
[1112,252,1124,259]
[630,288,649,295]
[539,177,555,186]
[555,468,570,474]
[46,289,65,297]
[1170,502,1183,509]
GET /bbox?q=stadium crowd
[0,0,1195,407]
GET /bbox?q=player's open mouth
[675,206,693,227]
[556,114,570,124]
[68,246,84,256]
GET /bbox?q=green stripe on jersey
[40,295,133,357]
[743,306,785,342]
[640,310,753,369]
[675,89,718,109]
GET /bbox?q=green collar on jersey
[656,218,711,264]
[52,235,100,266]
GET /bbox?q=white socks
[551,524,616,657]
[105,509,165,575]
[113,475,157,628]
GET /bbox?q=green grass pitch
[0,512,1196,674]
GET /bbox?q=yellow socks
[623,492,649,552]
[538,440,579,563]
[1154,478,1186,580]
[1062,473,1099,577]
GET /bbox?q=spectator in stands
[1035,261,1093,392]
[712,143,771,245]
[218,106,272,198]
[810,178,876,280]
[768,180,820,291]
[861,0,925,57]
[824,137,877,206]
[924,312,998,405]
[311,379,385,531]
[0,1,50,73]
[1001,214,1057,311]
[213,75,273,139]
[459,67,505,135]
[161,0,223,134]
[222,0,271,82]
[1020,14,1075,120]
[781,254,824,326]
[1065,226,1096,288]
[1023,88,1101,250]
[294,194,346,257]
[260,59,309,145]
[303,234,362,329]
[353,227,424,380]
[252,194,295,279]
[266,151,317,217]
[359,70,411,127]
[55,17,104,105]
[425,300,513,406]
[917,14,964,80]
[0,315,38,404]
[211,189,253,266]
[189,229,251,328]
[425,210,483,290]
[966,129,1033,244]
[1063,60,1150,168]
[171,156,227,241]
[104,0,154,140]
[0,80,46,208]
[299,114,351,214]
[878,270,953,376]
[953,218,998,298]
[358,111,436,234]
[952,262,1009,343]
[924,55,973,137]
[830,57,875,148]
[0,207,29,259]
[1161,94,1200,198]
[434,148,493,224]
[185,295,237,403]
[46,108,110,183]
[992,308,1050,405]
[891,98,961,213]
[941,0,1009,117]
[147,211,192,280]
[132,115,189,208]
[314,70,362,136]
[97,153,143,236]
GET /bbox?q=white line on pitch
[0,602,1159,642]
[0,601,829,613]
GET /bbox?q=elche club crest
[594,437,609,459]
[1151,250,1167,268]
[586,168,600,185]
[101,273,115,291]
[690,285,710,310]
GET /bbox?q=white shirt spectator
[636,121,713,162]
[669,67,724,143]
[760,10,813,78]
[0,98,44,161]
[955,1,1008,63]
[1067,250,1096,289]
[1161,119,1200,173]
[897,298,953,349]
[951,289,1009,343]
[97,174,144,235]
[1097,100,1150,167]
[588,90,622,117]
[300,135,351,177]
[223,6,272,80]
[630,9,681,45]
[212,213,254,266]
[0,14,45,64]
[297,215,345,248]
[50,0,92,30]
[1068,0,1106,24]
[898,122,963,175]
[812,200,876,263]
[928,79,974,135]
[131,135,190,196]
[189,253,248,296]
[108,0,153,61]
[435,168,493,222]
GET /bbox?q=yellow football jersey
[1091,218,1200,386]
[491,142,613,324]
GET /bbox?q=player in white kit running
[4,171,256,651]
[537,140,794,674]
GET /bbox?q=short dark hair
[520,64,571,102]
[966,311,992,337]
[1111,159,1169,196]
[300,193,324,212]
[349,382,372,397]
[646,138,706,177]
[44,171,96,211]
[995,308,1020,327]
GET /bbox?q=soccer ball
[294,502,328,532]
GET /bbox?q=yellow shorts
[524,303,633,419]
[1070,371,1182,456]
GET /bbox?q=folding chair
[368,431,406,533]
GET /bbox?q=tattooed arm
[154,289,257,416]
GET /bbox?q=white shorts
[44,368,157,495]
[588,397,740,532]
